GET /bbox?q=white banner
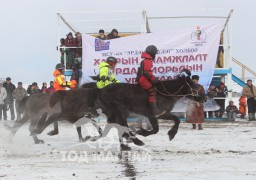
[82,22,223,90]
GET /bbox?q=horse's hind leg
[47,122,59,136]
[32,113,62,135]
[136,115,159,137]
[29,117,45,144]
[8,113,29,135]
[76,127,91,142]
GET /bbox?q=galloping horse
[33,69,206,150]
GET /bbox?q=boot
[248,113,253,121]
[198,124,203,130]
[192,124,196,129]
[149,103,166,118]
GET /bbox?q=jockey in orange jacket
[53,63,77,91]
[137,45,166,118]
[48,63,77,136]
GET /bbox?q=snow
[0,118,256,180]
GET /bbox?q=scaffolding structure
[57,9,234,99]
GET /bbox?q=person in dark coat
[206,84,217,118]
[226,100,239,122]
[185,75,205,130]
[46,81,55,94]
[96,29,107,40]
[27,82,41,95]
[2,77,16,120]
[107,29,120,39]
[215,82,228,118]
[242,79,256,121]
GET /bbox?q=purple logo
[95,38,110,51]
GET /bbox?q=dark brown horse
[32,69,206,150]
[7,83,98,144]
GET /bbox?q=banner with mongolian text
[81,22,223,90]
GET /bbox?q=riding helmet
[56,63,65,70]
[106,56,118,64]
[145,45,158,59]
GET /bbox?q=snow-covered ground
[0,119,256,180]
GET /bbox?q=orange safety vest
[53,70,71,91]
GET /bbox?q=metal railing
[232,57,256,81]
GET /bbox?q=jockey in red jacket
[138,45,166,118]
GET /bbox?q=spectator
[215,82,228,118]
[74,53,82,69]
[41,82,47,94]
[12,82,27,120]
[59,38,70,67]
[239,95,247,119]
[185,75,205,130]
[0,81,7,121]
[27,82,41,95]
[71,63,80,86]
[75,32,82,58]
[46,81,55,94]
[96,29,107,40]
[3,77,16,120]
[226,100,239,122]
[242,79,256,121]
[65,32,76,69]
[107,29,120,39]
[207,84,217,118]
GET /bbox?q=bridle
[153,78,200,97]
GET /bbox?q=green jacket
[96,62,119,89]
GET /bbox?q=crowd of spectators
[0,77,55,121]
[58,29,120,70]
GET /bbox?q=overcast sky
[0,0,255,85]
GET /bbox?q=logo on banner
[95,38,110,51]
[191,26,207,45]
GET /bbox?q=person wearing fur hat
[242,79,256,121]
[185,75,205,130]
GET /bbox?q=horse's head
[155,69,206,102]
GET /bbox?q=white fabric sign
[81,22,223,90]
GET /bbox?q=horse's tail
[50,90,66,108]
[88,88,100,108]
[18,96,29,114]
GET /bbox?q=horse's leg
[31,113,62,135]
[91,119,103,136]
[7,113,29,135]
[47,122,59,136]
[136,115,159,137]
[76,126,90,142]
[29,116,45,144]
[116,109,145,147]
[159,113,180,141]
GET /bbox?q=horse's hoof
[35,139,45,144]
[136,128,148,136]
[168,130,176,141]
[132,138,145,146]
[90,136,100,142]
[81,136,91,142]
[120,144,131,151]
[47,130,59,136]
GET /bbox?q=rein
[154,78,199,97]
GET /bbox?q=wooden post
[242,66,245,82]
